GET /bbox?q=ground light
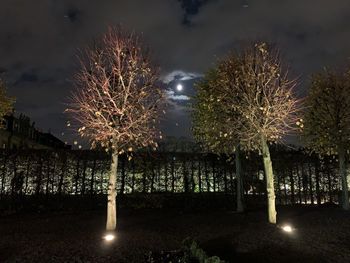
[103,233,115,242]
[282,225,292,232]
[281,224,293,233]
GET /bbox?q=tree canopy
[220,43,299,152]
[193,43,299,153]
[193,67,241,155]
[303,69,350,155]
[67,27,165,153]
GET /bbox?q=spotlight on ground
[103,234,115,241]
[281,225,293,233]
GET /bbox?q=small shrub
[183,238,226,263]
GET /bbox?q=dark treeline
[0,142,343,206]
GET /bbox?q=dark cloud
[178,0,213,26]
[17,72,39,84]
[1,0,350,143]
[65,7,81,23]
[179,0,208,15]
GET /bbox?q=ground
[0,205,349,262]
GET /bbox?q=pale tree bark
[261,135,277,224]
[235,144,244,212]
[106,149,119,231]
[338,146,349,210]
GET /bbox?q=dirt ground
[0,205,349,262]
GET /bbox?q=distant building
[0,113,71,150]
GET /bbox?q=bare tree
[217,43,300,223]
[66,27,165,231]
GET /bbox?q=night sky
[1,0,350,147]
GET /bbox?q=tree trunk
[45,156,51,195]
[106,150,118,231]
[277,172,282,204]
[171,157,175,192]
[58,156,66,195]
[283,174,287,204]
[24,156,30,195]
[302,164,308,204]
[157,161,161,191]
[212,159,216,192]
[164,159,168,192]
[1,153,8,197]
[51,162,56,194]
[261,135,277,224]
[252,171,257,196]
[120,155,126,195]
[223,165,228,193]
[289,167,295,204]
[314,160,321,205]
[297,165,302,204]
[150,164,156,193]
[100,162,104,194]
[308,163,314,205]
[327,168,333,203]
[338,146,349,210]
[143,159,147,193]
[35,156,43,195]
[191,160,195,192]
[183,159,189,193]
[81,159,87,195]
[198,159,202,192]
[205,158,210,192]
[90,158,97,195]
[230,171,234,194]
[11,154,17,196]
[74,158,80,195]
[235,144,244,212]
[131,159,135,193]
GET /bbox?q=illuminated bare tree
[303,69,350,210]
[218,43,300,223]
[67,27,164,231]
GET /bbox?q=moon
[176,84,183,91]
